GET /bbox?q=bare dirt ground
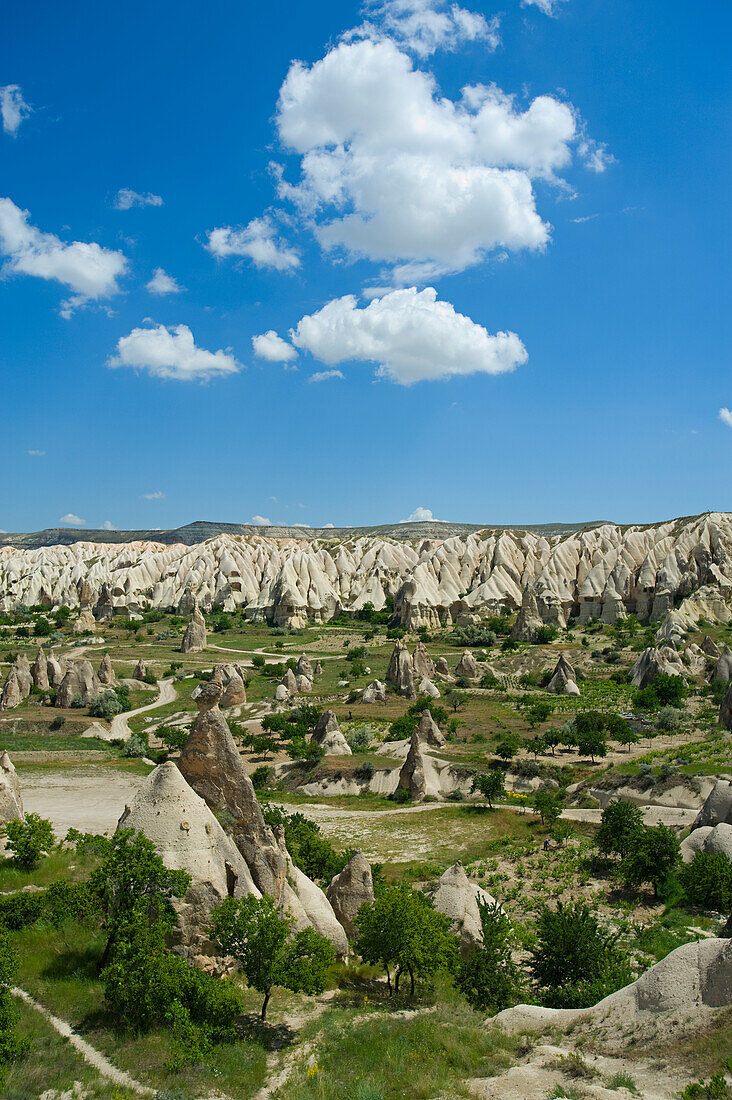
[19,765,147,836]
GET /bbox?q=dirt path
[12,986,154,1095]
[108,677,177,741]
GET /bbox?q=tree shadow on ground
[236,1014,298,1050]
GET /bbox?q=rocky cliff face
[0,512,731,633]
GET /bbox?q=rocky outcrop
[547,654,580,696]
[0,670,22,711]
[55,660,102,708]
[312,710,352,756]
[72,609,96,634]
[179,674,287,901]
[455,650,479,680]
[326,851,374,940]
[681,823,732,865]
[181,604,207,653]
[435,656,450,677]
[630,646,685,689]
[701,636,722,659]
[691,779,732,829]
[46,650,64,687]
[417,709,446,748]
[722,682,732,730]
[98,653,115,685]
[280,840,348,958]
[11,654,32,699]
[412,643,435,680]
[714,647,732,683]
[295,654,313,681]
[281,668,298,696]
[132,657,147,681]
[423,862,501,956]
[386,640,416,699]
[217,664,247,708]
[32,647,49,690]
[117,761,260,945]
[396,731,428,801]
[511,585,543,642]
[0,752,23,823]
[362,679,386,704]
[419,677,440,698]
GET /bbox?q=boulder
[98,653,115,685]
[312,710,352,756]
[295,654,314,681]
[714,646,732,683]
[0,752,23,823]
[681,823,732,865]
[281,668,298,696]
[722,682,732,730]
[362,679,386,704]
[0,670,22,711]
[117,761,260,946]
[701,636,722,659]
[684,643,707,677]
[511,586,544,642]
[691,779,732,829]
[419,677,440,699]
[46,650,64,688]
[417,709,446,748]
[546,654,579,696]
[630,646,684,689]
[412,642,435,680]
[386,639,416,699]
[72,609,96,635]
[179,673,288,902]
[314,662,323,676]
[435,656,450,677]
[455,650,479,680]
[181,603,207,653]
[217,664,247,708]
[274,684,289,703]
[295,675,312,693]
[423,862,501,956]
[326,851,374,940]
[396,731,427,801]
[55,660,102,708]
[133,657,147,682]
[31,647,49,690]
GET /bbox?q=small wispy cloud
[141,490,165,500]
[308,369,345,383]
[251,515,271,526]
[27,449,45,456]
[59,513,85,526]
[719,408,732,429]
[571,214,599,224]
[102,519,117,531]
[0,85,32,136]
[114,188,163,211]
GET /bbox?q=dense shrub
[680,851,732,911]
[4,813,55,870]
[529,901,632,1008]
[262,806,350,883]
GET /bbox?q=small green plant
[3,813,55,870]
[679,1073,730,1099]
[123,734,148,758]
[605,1071,640,1095]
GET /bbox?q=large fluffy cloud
[0,197,127,314]
[252,330,298,362]
[108,323,240,382]
[274,38,596,277]
[0,85,32,136]
[205,216,300,272]
[353,0,500,57]
[290,286,527,384]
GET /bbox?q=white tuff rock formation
[681,823,732,865]
[55,660,102,708]
[412,642,435,680]
[362,679,386,704]
[326,851,374,941]
[386,639,416,699]
[692,779,732,828]
[424,862,502,955]
[547,654,580,696]
[98,653,115,685]
[630,646,685,689]
[0,751,23,823]
[133,657,147,681]
[181,603,207,653]
[714,646,732,683]
[32,647,49,690]
[455,650,478,680]
[721,682,732,729]
[312,710,352,756]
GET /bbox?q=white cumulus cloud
[60,513,85,526]
[719,408,732,429]
[252,330,298,362]
[0,85,32,136]
[0,197,127,314]
[114,188,163,210]
[252,515,272,526]
[274,36,601,278]
[102,520,117,531]
[521,0,567,15]
[108,323,240,382]
[290,286,527,385]
[404,506,438,521]
[205,216,300,272]
[146,268,183,295]
[308,369,345,383]
[352,0,500,57]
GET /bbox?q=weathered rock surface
[714,646,732,683]
[31,647,49,690]
[46,650,64,688]
[386,639,415,698]
[693,780,732,828]
[295,654,313,681]
[181,603,207,653]
[179,675,287,901]
[455,650,479,680]
[362,679,386,704]
[396,731,428,800]
[55,660,102,708]
[547,654,579,696]
[98,653,115,685]
[326,851,374,941]
[0,751,23,823]
[630,646,685,689]
[424,862,501,955]
[10,653,32,699]
[281,667,298,696]
[1,515,732,632]
[681,822,732,865]
[312,710,352,756]
[435,656,450,677]
[216,663,247,708]
[417,709,446,748]
[72,609,96,634]
[132,657,147,681]
[0,670,22,711]
[702,635,722,659]
[419,677,440,698]
[511,585,544,642]
[282,846,348,957]
[412,642,435,680]
[722,682,732,729]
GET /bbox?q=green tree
[525,736,546,760]
[89,829,191,970]
[211,895,333,1020]
[0,928,28,1075]
[526,701,553,729]
[471,769,505,809]
[542,728,561,755]
[533,788,563,828]
[654,673,687,707]
[444,689,467,713]
[620,823,681,897]
[596,800,644,860]
[457,900,520,1013]
[355,884,458,996]
[575,726,607,763]
[680,851,732,911]
[495,733,521,762]
[4,813,55,870]
[156,723,188,754]
[529,901,632,1008]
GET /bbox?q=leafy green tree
[89,690,124,719]
[211,895,333,1020]
[680,851,732,911]
[250,765,272,791]
[620,823,681,897]
[525,736,546,760]
[262,806,351,883]
[355,883,458,996]
[0,928,28,1075]
[89,829,191,970]
[4,813,55,870]
[471,769,505,809]
[444,689,467,713]
[457,900,521,1013]
[654,673,687,707]
[575,725,608,762]
[533,788,563,828]
[596,800,644,860]
[495,733,521,762]
[526,701,553,729]
[156,723,188,753]
[542,728,561,755]
[529,901,632,1008]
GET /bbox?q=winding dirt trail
[12,986,154,1095]
[107,677,177,741]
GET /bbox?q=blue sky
[1,0,729,533]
